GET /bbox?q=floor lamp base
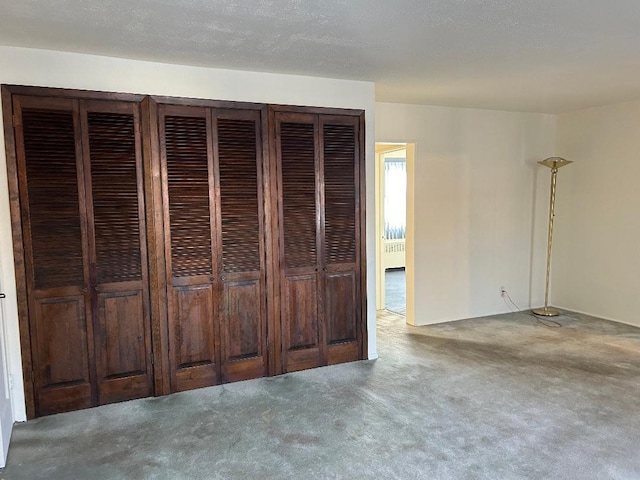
[532,307,560,317]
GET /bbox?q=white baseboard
[555,305,640,328]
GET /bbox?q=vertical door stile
[74,98,97,409]
[141,97,171,396]
[207,108,223,382]
[264,107,282,376]
[133,103,156,394]
[256,110,269,378]
[315,115,328,365]
[157,106,172,391]
[78,101,100,408]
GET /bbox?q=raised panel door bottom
[221,276,267,382]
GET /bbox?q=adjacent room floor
[2,309,640,479]
[385,267,406,315]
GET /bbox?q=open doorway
[375,143,410,318]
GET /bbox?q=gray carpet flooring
[385,268,406,315]
[2,309,640,479]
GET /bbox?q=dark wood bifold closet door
[13,96,152,416]
[214,110,268,382]
[81,101,154,404]
[321,116,361,365]
[160,106,219,392]
[275,113,324,372]
[159,105,268,392]
[14,97,92,416]
[274,111,363,373]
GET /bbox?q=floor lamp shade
[532,157,572,317]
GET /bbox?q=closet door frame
[2,86,147,419]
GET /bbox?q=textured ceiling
[1,0,640,113]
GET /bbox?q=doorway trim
[375,142,415,324]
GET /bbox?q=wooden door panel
[325,270,357,344]
[173,284,218,391]
[325,269,359,365]
[283,273,322,371]
[223,279,261,360]
[98,289,145,378]
[96,287,151,403]
[220,275,266,381]
[33,295,92,415]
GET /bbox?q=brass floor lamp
[532,157,572,317]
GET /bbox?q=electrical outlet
[500,286,506,297]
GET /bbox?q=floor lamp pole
[532,157,572,317]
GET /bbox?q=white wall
[376,102,556,325]
[0,46,377,421]
[554,101,640,327]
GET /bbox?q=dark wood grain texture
[141,97,170,396]
[264,106,282,376]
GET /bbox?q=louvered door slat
[218,117,261,273]
[88,112,142,284]
[323,123,357,265]
[23,109,84,289]
[165,115,213,278]
[281,122,317,269]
